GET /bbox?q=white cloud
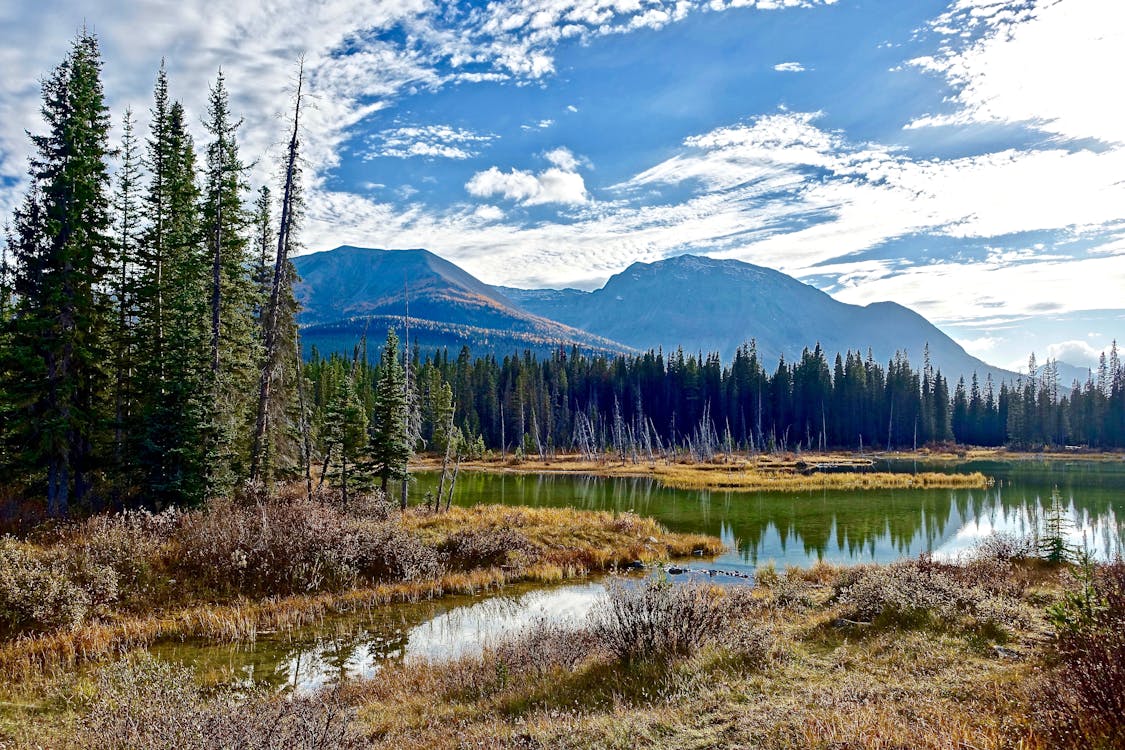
[956,335,1000,356]
[907,0,1125,144]
[566,104,579,112]
[368,124,495,160]
[773,61,806,72]
[465,164,588,206]
[1045,339,1108,367]
[0,0,838,222]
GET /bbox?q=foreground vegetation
[415,452,992,492]
[4,538,1123,749]
[0,486,719,682]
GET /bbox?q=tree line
[305,340,1124,468]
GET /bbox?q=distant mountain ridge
[291,247,631,358]
[499,254,1018,382]
[293,246,1024,382]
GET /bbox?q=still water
[155,459,1124,693]
[420,458,1125,571]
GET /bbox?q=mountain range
[292,246,1080,384]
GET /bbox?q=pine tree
[109,107,143,480]
[251,61,304,482]
[324,371,368,503]
[201,69,257,496]
[1,32,114,515]
[133,68,210,506]
[368,328,410,496]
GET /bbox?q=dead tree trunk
[250,60,303,483]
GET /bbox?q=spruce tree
[1,32,114,515]
[134,68,210,505]
[110,107,143,479]
[201,69,257,495]
[368,328,410,496]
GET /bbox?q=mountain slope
[291,247,631,358]
[500,255,1016,382]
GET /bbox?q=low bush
[836,556,1022,630]
[174,496,366,596]
[74,654,363,750]
[354,521,444,582]
[0,538,113,633]
[590,577,743,663]
[490,619,601,677]
[1040,560,1125,748]
[436,526,535,570]
[974,531,1036,563]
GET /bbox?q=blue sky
[2,0,1123,371]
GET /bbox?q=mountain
[499,255,1016,382]
[290,247,630,359]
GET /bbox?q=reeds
[413,453,992,492]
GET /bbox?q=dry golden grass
[884,446,1125,463]
[330,560,1060,750]
[0,505,720,682]
[414,453,992,492]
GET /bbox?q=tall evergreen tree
[133,67,210,505]
[109,107,143,478]
[201,69,257,495]
[368,328,410,495]
[1,31,113,515]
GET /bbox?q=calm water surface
[157,459,1124,693]
[420,458,1125,571]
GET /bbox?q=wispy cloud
[773,61,806,72]
[366,125,495,160]
[906,0,1125,144]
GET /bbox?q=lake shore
[412,452,994,492]
[0,499,721,687]
[16,553,1123,750]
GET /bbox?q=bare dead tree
[250,59,304,483]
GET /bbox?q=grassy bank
[413,453,992,492]
[882,446,1125,463]
[0,491,720,682]
[11,550,1124,749]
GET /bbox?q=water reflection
[150,583,608,695]
[151,461,1124,695]
[417,461,1125,570]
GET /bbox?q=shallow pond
[157,459,1124,694]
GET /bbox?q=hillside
[291,247,632,359]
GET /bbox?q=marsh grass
[328,557,1063,750]
[414,453,991,492]
[0,496,721,681]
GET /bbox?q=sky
[1,0,1123,372]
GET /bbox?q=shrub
[437,526,535,570]
[66,509,179,602]
[1040,560,1125,748]
[836,557,1020,630]
[354,521,444,582]
[174,496,365,595]
[0,537,116,633]
[74,654,363,750]
[490,619,601,677]
[589,577,736,663]
[974,531,1036,563]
